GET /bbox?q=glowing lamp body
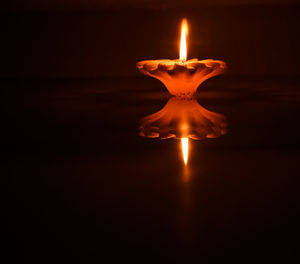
[137,59,226,97]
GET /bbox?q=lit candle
[137,18,227,97]
[137,18,227,165]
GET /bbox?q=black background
[1,5,300,78]
[1,1,300,262]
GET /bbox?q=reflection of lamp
[139,97,227,164]
[139,97,227,140]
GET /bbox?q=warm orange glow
[181,137,189,165]
[179,18,188,63]
[139,97,228,140]
[137,18,227,96]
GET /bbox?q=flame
[181,137,189,165]
[179,18,188,63]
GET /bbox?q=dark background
[1,3,300,78]
[1,1,300,262]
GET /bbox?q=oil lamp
[137,19,227,98]
[137,18,227,165]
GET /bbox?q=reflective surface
[2,5,300,262]
[2,77,300,261]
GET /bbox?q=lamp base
[137,58,226,96]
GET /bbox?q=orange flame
[179,18,188,63]
[181,137,189,165]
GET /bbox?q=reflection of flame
[180,18,188,63]
[181,137,189,165]
[139,97,227,165]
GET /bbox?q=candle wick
[179,58,186,65]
